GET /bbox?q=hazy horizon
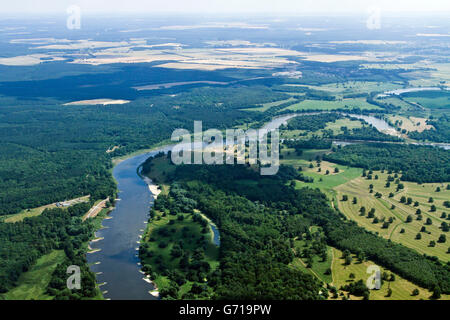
[1,0,450,15]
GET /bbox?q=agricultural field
[331,248,450,300]
[335,171,450,261]
[282,98,381,112]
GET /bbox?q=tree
[412,289,419,296]
[429,241,436,247]
[344,255,353,266]
[415,233,422,240]
[334,167,339,173]
[342,195,348,201]
[352,197,357,205]
[430,205,436,212]
[441,222,449,232]
[431,286,441,300]
[436,187,441,192]
[386,288,393,297]
[359,206,366,216]
[438,234,447,243]
[429,197,434,203]
[426,218,433,225]
[406,215,413,223]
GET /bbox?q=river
[87,148,170,300]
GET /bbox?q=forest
[0,202,99,298]
[141,155,450,298]
[325,143,450,183]
[0,84,287,215]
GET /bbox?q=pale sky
[1,0,450,14]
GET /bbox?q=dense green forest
[285,113,342,131]
[0,202,99,298]
[334,126,402,142]
[141,155,450,298]
[325,143,450,183]
[0,85,287,215]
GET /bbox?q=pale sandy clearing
[0,54,65,66]
[63,99,130,106]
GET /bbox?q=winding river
[87,148,170,300]
[87,112,449,300]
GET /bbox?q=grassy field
[141,208,219,297]
[324,118,364,135]
[242,97,297,112]
[402,91,450,110]
[280,118,363,140]
[408,63,450,89]
[2,250,66,300]
[376,96,417,112]
[290,239,333,284]
[1,195,90,223]
[280,148,362,201]
[331,248,449,300]
[282,98,381,112]
[335,171,450,261]
[388,115,433,133]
